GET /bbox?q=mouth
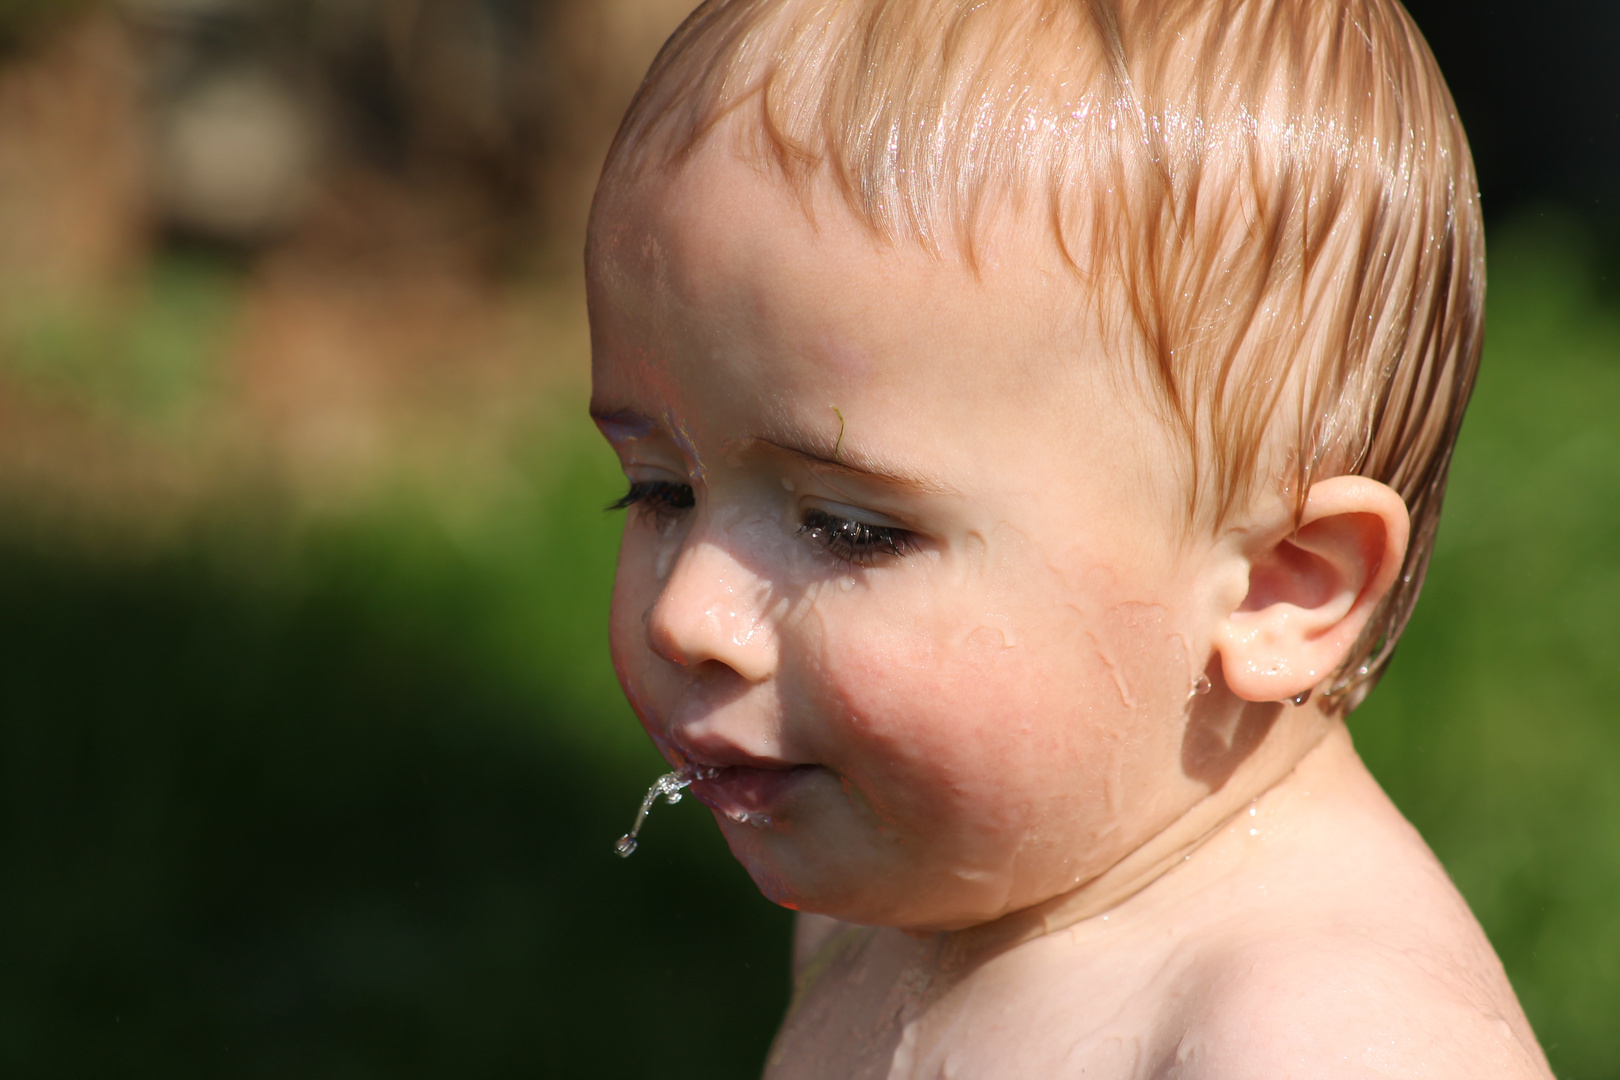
[686,764,818,827]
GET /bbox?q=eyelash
[610,482,917,566]
[609,480,694,523]
[799,508,918,566]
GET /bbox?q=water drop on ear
[1187,674,1212,701]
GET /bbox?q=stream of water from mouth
[614,766,717,857]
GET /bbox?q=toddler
[586,0,1553,1075]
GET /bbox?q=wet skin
[589,145,1236,930]
[586,140,1552,1077]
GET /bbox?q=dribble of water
[614,765,717,858]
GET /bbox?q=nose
[645,536,779,683]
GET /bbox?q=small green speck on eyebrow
[831,407,846,462]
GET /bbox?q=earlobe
[1216,477,1410,704]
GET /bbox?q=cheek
[606,524,670,741]
[797,571,1197,852]
[803,583,1079,825]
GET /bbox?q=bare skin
[587,134,1552,1078]
[773,727,1547,1079]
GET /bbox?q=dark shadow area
[0,531,792,1079]
[1402,0,1619,223]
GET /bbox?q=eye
[799,508,917,566]
[609,480,695,524]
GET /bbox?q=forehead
[588,139,1186,552]
[587,141,1104,416]
[585,139,1193,532]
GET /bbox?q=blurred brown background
[0,0,692,516]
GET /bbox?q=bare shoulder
[1164,925,1551,1079]
[1160,739,1552,1079]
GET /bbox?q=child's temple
[588,0,1550,1074]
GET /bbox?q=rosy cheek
[810,600,1058,829]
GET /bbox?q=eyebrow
[749,429,957,496]
[589,406,955,496]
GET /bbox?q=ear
[1216,476,1410,704]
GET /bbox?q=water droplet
[723,808,772,828]
[612,765,718,858]
[1187,673,1212,701]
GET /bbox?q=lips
[688,764,817,824]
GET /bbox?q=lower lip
[689,765,817,825]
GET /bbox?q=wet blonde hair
[600,0,1484,712]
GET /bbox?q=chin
[720,825,877,921]
[725,831,996,930]
[718,821,824,910]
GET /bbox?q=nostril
[690,657,739,680]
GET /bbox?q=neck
[940,703,1339,967]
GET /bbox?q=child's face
[588,144,1244,931]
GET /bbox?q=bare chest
[764,926,1181,1080]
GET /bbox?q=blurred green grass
[1354,211,1620,1078]
[0,211,1617,1077]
